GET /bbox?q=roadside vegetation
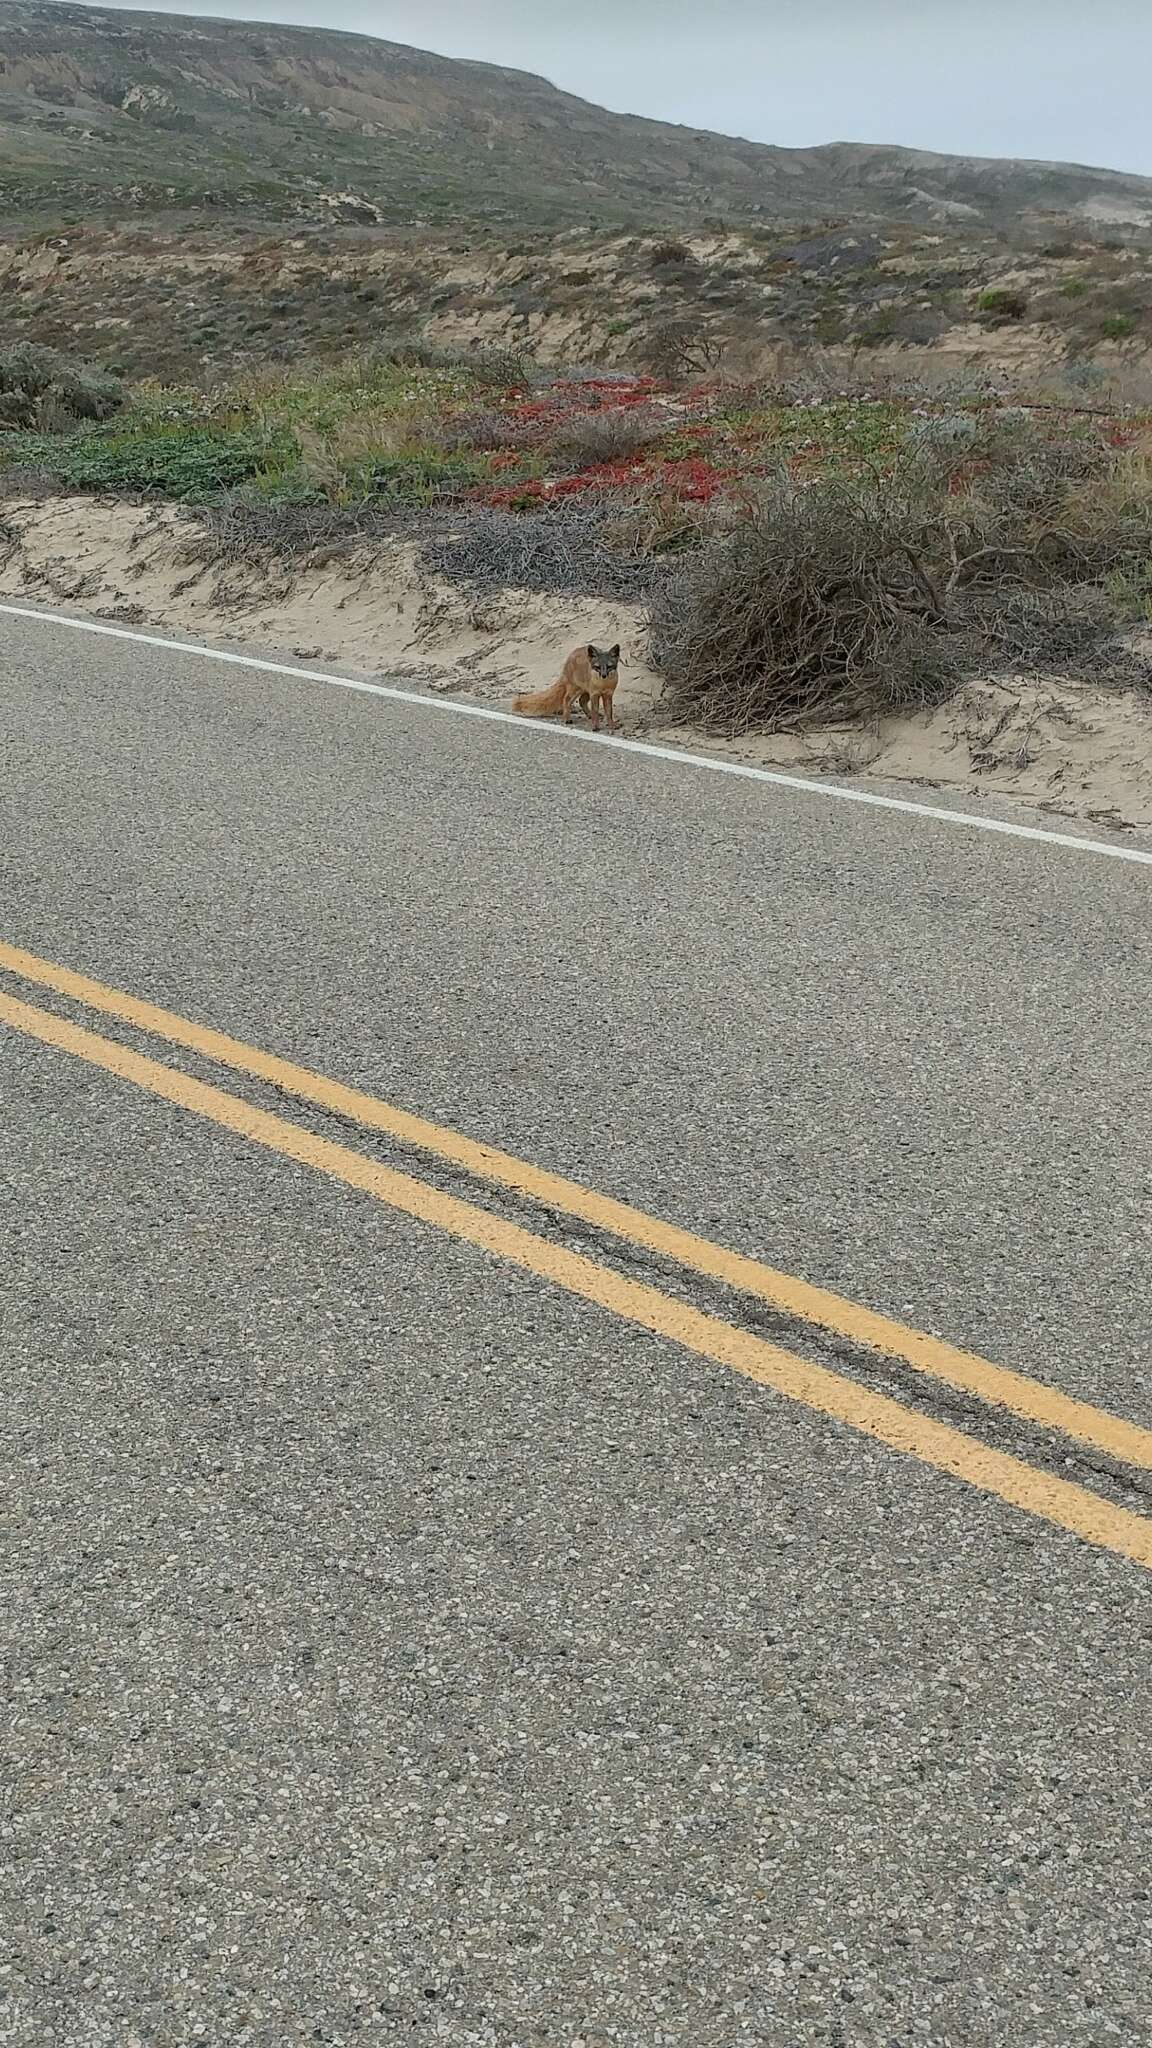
[2,336,1151,733]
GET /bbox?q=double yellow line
[2,936,1151,1571]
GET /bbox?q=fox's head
[588,643,621,679]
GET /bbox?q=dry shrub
[422,406,535,454]
[454,344,535,390]
[178,494,415,571]
[650,481,955,734]
[293,414,407,498]
[32,390,82,435]
[902,409,1087,516]
[650,421,1152,733]
[598,484,732,558]
[1049,450,1152,573]
[966,584,1120,670]
[371,333,533,389]
[748,348,1006,409]
[937,443,1152,594]
[420,497,657,601]
[634,319,727,382]
[548,406,666,470]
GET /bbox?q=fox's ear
[587,644,596,660]
[610,644,620,661]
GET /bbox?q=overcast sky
[109,0,1152,175]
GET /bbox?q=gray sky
[111,0,1152,175]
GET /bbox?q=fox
[512,643,621,733]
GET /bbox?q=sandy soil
[2,494,1150,830]
[647,675,1152,832]
[0,495,661,722]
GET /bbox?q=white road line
[2,597,1151,869]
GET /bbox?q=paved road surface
[2,609,1151,2047]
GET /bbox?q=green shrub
[1103,562,1152,622]
[1063,359,1107,391]
[976,287,1028,322]
[3,423,294,500]
[811,309,848,343]
[1100,313,1137,341]
[855,307,899,346]
[0,341,124,428]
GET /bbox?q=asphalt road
[2,609,1151,2047]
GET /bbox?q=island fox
[513,644,621,733]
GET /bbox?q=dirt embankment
[2,494,1151,830]
[0,493,659,716]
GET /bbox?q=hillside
[4,219,1152,387]
[2,0,1152,233]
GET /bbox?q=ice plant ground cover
[1,353,1141,519]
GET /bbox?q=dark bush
[0,342,124,429]
[976,287,1029,323]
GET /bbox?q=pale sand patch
[1,495,1149,827]
[649,675,1152,830]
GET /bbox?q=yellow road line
[2,936,1150,1473]
[2,985,1152,1573]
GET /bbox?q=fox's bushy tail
[512,678,567,718]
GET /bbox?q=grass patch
[2,422,295,500]
[0,354,487,505]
